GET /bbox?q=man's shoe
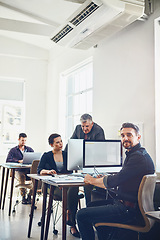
[27,195,32,204]
[22,196,27,204]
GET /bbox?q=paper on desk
[37,175,69,180]
[37,175,54,180]
[47,175,84,183]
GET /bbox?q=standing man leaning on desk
[6,133,34,204]
[71,113,105,140]
[77,122,155,240]
[68,113,105,205]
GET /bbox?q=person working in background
[77,123,155,240]
[37,133,80,238]
[67,113,105,205]
[6,133,34,204]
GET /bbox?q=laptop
[22,152,42,164]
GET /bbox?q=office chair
[95,174,157,240]
[12,160,41,213]
[52,190,84,235]
[38,188,84,235]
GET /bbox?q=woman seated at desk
[37,133,80,238]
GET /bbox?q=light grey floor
[0,178,98,240]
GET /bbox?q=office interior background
[0,0,160,176]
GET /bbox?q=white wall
[93,13,156,159]
[155,14,160,172]
[46,0,160,165]
[0,35,48,159]
[45,46,94,149]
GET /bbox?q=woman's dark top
[37,150,71,174]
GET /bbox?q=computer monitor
[67,139,84,171]
[83,140,123,173]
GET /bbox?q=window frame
[59,57,93,144]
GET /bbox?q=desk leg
[8,168,15,216]
[62,187,68,240]
[28,179,38,238]
[40,183,47,240]
[44,185,54,240]
[2,168,9,210]
[0,167,5,209]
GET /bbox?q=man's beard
[123,141,133,150]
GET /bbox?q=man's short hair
[120,123,140,134]
[19,133,27,139]
[48,133,61,145]
[80,113,93,123]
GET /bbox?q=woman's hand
[40,169,57,175]
[47,169,57,175]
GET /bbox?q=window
[0,78,25,156]
[59,58,93,143]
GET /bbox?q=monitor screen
[67,139,84,171]
[83,140,122,173]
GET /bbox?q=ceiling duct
[51,0,146,49]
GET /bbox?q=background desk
[0,163,31,216]
[27,174,85,240]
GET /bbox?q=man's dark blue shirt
[6,145,34,163]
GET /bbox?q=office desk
[27,174,47,240]
[146,211,160,223]
[27,174,85,240]
[44,179,85,240]
[0,163,31,216]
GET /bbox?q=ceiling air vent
[70,2,99,26]
[51,24,73,43]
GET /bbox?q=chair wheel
[53,229,58,235]
[38,222,41,227]
[12,209,16,213]
[34,206,37,210]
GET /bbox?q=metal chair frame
[95,174,157,239]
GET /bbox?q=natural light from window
[59,58,93,144]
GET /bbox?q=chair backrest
[95,174,157,233]
[30,160,40,174]
[30,160,42,190]
[138,174,157,231]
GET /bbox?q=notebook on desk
[22,152,42,164]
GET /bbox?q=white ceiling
[0,0,82,49]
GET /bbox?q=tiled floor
[0,179,98,240]
[0,195,80,240]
